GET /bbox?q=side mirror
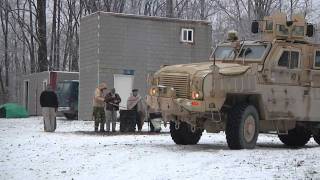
[306,24,314,37]
[251,21,259,34]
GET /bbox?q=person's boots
[94,122,99,132]
[100,123,105,132]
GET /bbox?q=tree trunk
[0,0,10,87]
[200,0,205,20]
[29,0,36,73]
[37,0,48,72]
[166,0,173,17]
[49,0,58,70]
[55,0,61,70]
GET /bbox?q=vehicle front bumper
[146,95,206,116]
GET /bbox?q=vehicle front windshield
[213,46,235,60]
[238,44,268,61]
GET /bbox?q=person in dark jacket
[40,84,58,132]
[127,89,146,132]
[104,88,121,132]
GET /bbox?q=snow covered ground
[0,117,319,180]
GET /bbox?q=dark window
[238,45,267,60]
[266,20,273,31]
[188,31,193,41]
[181,28,193,43]
[278,51,289,67]
[213,46,235,60]
[315,51,320,68]
[278,51,300,69]
[290,51,299,69]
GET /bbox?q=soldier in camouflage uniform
[93,83,107,132]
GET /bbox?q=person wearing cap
[104,88,121,132]
[93,83,107,132]
[40,84,58,132]
[127,89,146,132]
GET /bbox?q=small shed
[79,12,212,120]
[21,71,79,115]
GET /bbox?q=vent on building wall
[181,28,194,43]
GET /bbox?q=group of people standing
[39,82,146,133]
[92,83,146,132]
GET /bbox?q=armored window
[181,28,194,43]
[213,46,235,60]
[238,45,268,60]
[276,24,289,36]
[265,21,273,31]
[315,51,320,68]
[292,26,304,36]
[278,50,300,69]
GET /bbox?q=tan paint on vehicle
[147,13,320,137]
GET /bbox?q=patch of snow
[0,117,319,180]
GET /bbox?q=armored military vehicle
[146,13,320,149]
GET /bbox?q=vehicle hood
[215,63,251,76]
[155,62,251,77]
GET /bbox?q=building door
[113,74,134,110]
[42,80,48,90]
[24,80,29,110]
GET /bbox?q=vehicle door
[309,48,320,121]
[263,45,303,119]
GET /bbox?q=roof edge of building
[81,11,211,25]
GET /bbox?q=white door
[113,74,134,110]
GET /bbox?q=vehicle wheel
[64,113,77,120]
[170,121,202,145]
[278,126,311,147]
[226,103,260,149]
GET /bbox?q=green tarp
[0,103,29,118]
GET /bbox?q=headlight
[149,87,157,96]
[191,91,202,100]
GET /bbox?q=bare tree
[49,0,57,70]
[0,0,10,88]
[166,0,174,17]
[36,0,47,72]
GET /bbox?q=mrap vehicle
[147,13,320,149]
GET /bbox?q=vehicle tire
[64,113,77,120]
[170,121,202,145]
[226,103,260,149]
[278,126,311,147]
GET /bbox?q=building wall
[78,13,100,120]
[79,12,212,120]
[21,72,79,116]
[21,72,50,115]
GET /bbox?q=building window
[278,50,300,69]
[181,28,194,43]
[315,51,320,68]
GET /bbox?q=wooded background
[0,0,319,103]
